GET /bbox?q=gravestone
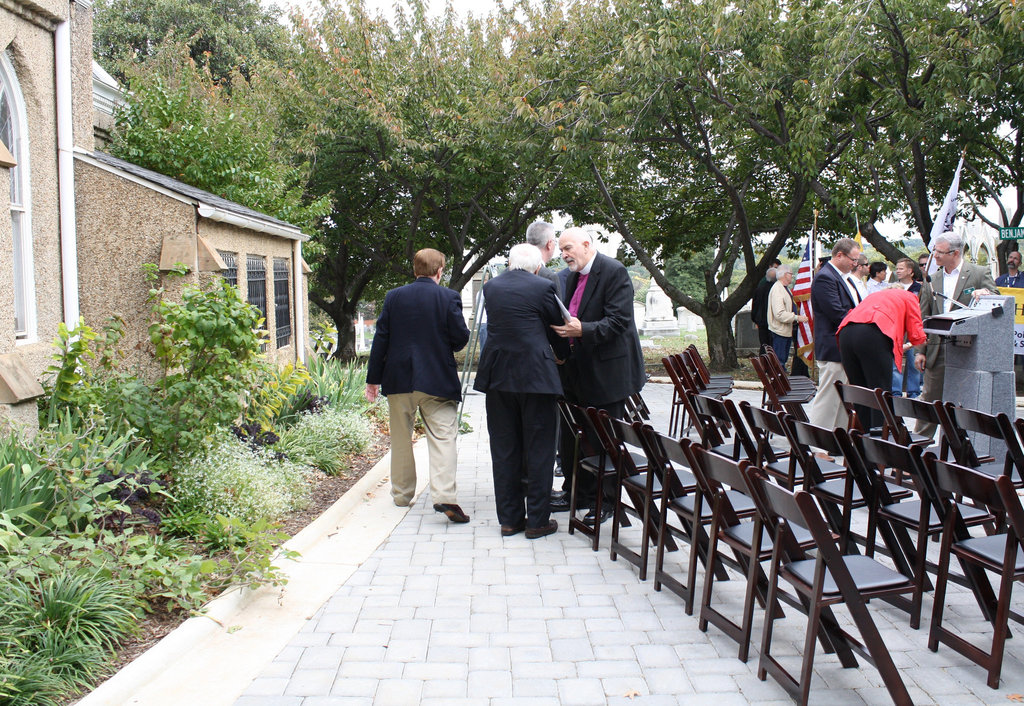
[641,281,680,337]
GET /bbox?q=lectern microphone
[933,290,971,310]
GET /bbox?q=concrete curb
[76,443,425,706]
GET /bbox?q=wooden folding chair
[608,415,661,580]
[557,401,616,551]
[880,392,945,452]
[926,456,1024,688]
[688,446,806,662]
[761,346,815,397]
[662,356,691,437]
[639,430,718,614]
[750,355,811,421]
[737,401,799,488]
[754,477,916,706]
[686,344,733,387]
[944,404,1024,488]
[687,392,744,461]
[849,432,993,629]
[834,382,890,436]
[782,417,912,554]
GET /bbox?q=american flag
[793,232,814,364]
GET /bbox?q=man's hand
[972,288,993,300]
[551,316,583,339]
[914,353,926,372]
[365,384,380,403]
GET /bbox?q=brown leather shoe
[525,519,558,539]
[500,523,526,537]
[433,503,470,523]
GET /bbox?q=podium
[922,295,1015,457]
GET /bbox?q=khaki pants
[386,391,459,506]
[808,360,849,431]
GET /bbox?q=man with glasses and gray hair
[807,237,862,430]
[525,221,563,297]
[913,231,997,437]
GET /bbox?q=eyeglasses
[933,249,954,256]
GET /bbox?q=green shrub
[0,567,138,703]
[281,357,367,420]
[173,431,312,523]
[275,407,373,476]
[0,427,140,538]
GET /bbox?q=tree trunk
[702,311,739,371]
[330,300,359,361]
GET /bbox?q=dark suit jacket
[751,277,773,328]
[810,262,858,363]
[536,265,563,299]
[366,277,470,400]
[916,261,998,367]
[473,270,569,395]
[561,253,646,406]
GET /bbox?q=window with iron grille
[246,254,267,325]
[219,251,237,286]
[274,258,291,348]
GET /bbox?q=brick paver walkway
[237,383,1024,705]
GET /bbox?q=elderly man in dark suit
[474,244,570,539]
[807,237,862,430]
[550,227,647,525]
[914,232,997,437]
[365,248,472,523]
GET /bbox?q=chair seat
[879,499,992,532]
[812,478,912,506]
[624,472,661,494]
[724,519,813,551]
[953,533,1024,571]
[672,490,755,519]
[784,555,913,597]
[580,451,647,475]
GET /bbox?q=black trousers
[486,391,558,529]
[559,396,627,506]
[838,322,893,432]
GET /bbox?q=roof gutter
[196,204,307,242]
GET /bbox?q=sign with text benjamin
[1000,226,1024,240]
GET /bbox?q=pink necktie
[568,273,589,317]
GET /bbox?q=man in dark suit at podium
[550,227,646,525]
[366,248,472,523]
[475,244,570,539]
[914,232,997,437]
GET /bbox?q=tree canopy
[94,0,1024,366]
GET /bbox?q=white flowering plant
[173,431,313,523]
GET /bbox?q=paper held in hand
[555,294,572,324]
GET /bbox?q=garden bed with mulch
[100,432,390,683]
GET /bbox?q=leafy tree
[109,43,330,235]
[531,0,862,368]
[805,0,1024,262]
[93,0,291,84]
[273,0,588,358]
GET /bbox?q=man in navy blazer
[366,248,472,523]
[474,244,570,539]
[808,237,862,430]
[550,227,646,524]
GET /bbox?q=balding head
[559,228,596,273]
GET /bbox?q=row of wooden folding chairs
[662,346,733,436]
[591,408,917,704]
[603,389,1024,700]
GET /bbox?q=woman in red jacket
[837,287,926,431]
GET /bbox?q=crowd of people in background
[365,225,1012,537]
